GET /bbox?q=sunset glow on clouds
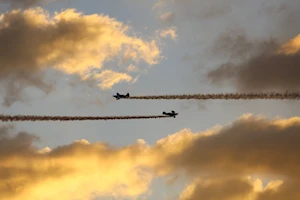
[158,27,177,40]
[0,7,163,106]
[0,7,161,75]
[2,115,300,199]
[94,70,133,90]
[278,34,300,55]
[1,0,300,199]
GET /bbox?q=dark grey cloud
[0,0,44,8]
[154,0,300,94]
[208,29,255,60]
[0,124,39,157]
[0,71,54,107]
[180,178,254,200]
[202,0,300,92]
[207,32,300,92]
[156,115,300,199]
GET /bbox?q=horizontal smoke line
[0,115,172,122]
[128,92,300,100]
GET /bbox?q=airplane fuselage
[113,93,130,100]
[162,111,178,118]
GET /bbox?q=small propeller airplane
[113,93,130,100]
[162,110,178,118]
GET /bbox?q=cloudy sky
[1,0,300,199]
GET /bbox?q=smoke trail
[0,115,172,122]
[128,92,300,100]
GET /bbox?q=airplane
[113,93,130,100]
[162,110,178,118]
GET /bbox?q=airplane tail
[126,93,130,97]
[162,112,166,115]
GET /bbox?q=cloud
[0,125,154,200]
[277,34,300,55]
[208,28,255,60]
[4,114,300,199]
[127,64,139,72]
[94,70,133,90]
[160,11,175,23]
[179,177,255,200]
[151,0,300,67]
[179,1,233,20]
[152,1,167,11]
[0,7,162,106]
[179,176,290,200]
[0,71,54,107]
[207,33,300,92]
[152,0,234,23]
[154,114,300,199]
[160,114,300,176]
[0,0,44,8]
[157,27,177,40]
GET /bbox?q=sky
[1,0,300,199]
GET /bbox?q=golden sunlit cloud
[127,64,139,72]
[158,27,177,40]
[180,177,255,200]
[277,34,300,55]
[2,114,300,199]
[0,126,154,200]
[93,70,133,90]
[0,7,162,106]
[179,176,287,200]
[154,114,300,199]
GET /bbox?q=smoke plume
[128,92,300,100]
[0,114,172,121]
